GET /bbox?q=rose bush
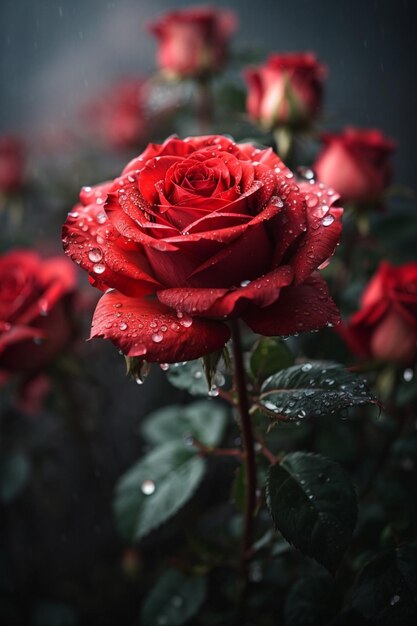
[314,127,395,205]
[0,250,77,375]
[62,135,342,363]
[148,6,237,79]
[244,53,325,130]
[342,261,417,364]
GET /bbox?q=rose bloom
[0,136,25,194]
[148,6,237,79]
[244,53,325,131]
[83,79,149,151]
[62,135,342,363]
[314,127,395,205]
[342,261,417,364]
[0,250,77,375]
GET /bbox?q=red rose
[314,127,395,205]
[148,6,237,79]
[0,136,25,194]
[342,261,417,364]
[83,79,150,151]
[244,53,325,130]
[62,135,342,363]
[0,250,77,374]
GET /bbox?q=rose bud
[148,6,237,80]
[341,261,417,365]
[62,135,343,365]
[0,250,77,375]
[314,127,395,206]
[0,136,25,194]
[244,53,325,131]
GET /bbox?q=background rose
[244,53,325,130]
[314,127,395,205]
[342,261,417,364]
[82,79,150,151]
[0,135,25,194]
[0,250,77,374]
[148,6,237,79]
[63,135,342,363]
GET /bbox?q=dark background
[1,0,416,187]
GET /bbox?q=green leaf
[0,453,30,503]
[259,362,376,423]
[141,400,228,447]
[250,337,293,382]
[114,442,205,541]
[284,570,341,626]
[266,452,357,572]
[346,544,417,625]
[141,569,207,626]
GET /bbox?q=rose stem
[196,77,213,133]
[230,319,257,615]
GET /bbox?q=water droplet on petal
[159,363,169,371]
[88,248,103,263]
[390,594,400,606]
[301,363,312,372]
[119,322,128,331]
[151,333,163,343]
[322,214,335,227]
[93,263,105,274]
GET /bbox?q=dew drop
[119,322,128,331]
[88,248,103,263]
[322,214,335,227]
[159,363,169,371]
[96,212,107,224]
[240,279,251,287]
[403,368,414,382]
[180,315,193,328]
[301,363,312,372]
[141,480,156,495]
[151,333,163,343]
[390,594,400,606]
[93,263,105,274]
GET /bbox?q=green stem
[231,320,257,617]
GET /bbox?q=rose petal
[158,265,293,318]
[90,292,230,362]
[62,202,161,296]
[243,274,340,336]
[286,181,343,284]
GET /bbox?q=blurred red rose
[83,79,150,151]
[244,53,325,131]
[148,6,237,79]
[314,127,395,205]
[0,136,25,194]
[63,135,342,363]
[0,250,77,375]
[342,261,417,364]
